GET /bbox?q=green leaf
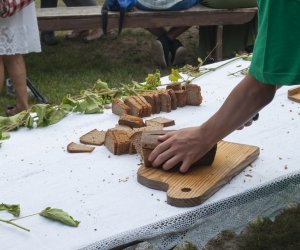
[0,131,10,140]
[31,104,50,127]
[24,115,34,128]
[61,95,78,107]
[95,79,109,90]
[40,207,80,227]
[45,107,67,126]
[0,203,20,217]
[169,69,183,82]
[145,70,161,89]
[0,111,27,130]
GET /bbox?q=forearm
[200,74,277,145]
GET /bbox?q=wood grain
[36,6,257,31]
[288,86,300,103]
[137,140,259,207]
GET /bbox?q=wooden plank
[288,86,300,103]
[36,6,257,31]
[137,140,259,207]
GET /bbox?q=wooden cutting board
[137,140,259,207]
[288,86,300,103]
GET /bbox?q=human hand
[148,126,214,173]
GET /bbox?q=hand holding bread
[148,126,216,173]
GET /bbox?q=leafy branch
[0,203,80,232]
[0,71,162,141]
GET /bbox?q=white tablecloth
[1,58,299,250]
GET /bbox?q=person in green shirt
[148,0,300,173]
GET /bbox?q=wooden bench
[36,5,257,61]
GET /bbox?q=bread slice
[166,82,182,91]
[167,89,177,110]
[174,90,187,107]
[124,96,143,117]
[114,124,133,133]
[146,117,175,127]
[67,142,95,153]
[119,114,145,128]
[153,92,161,114]
[184,83,203,106]
[79,129,106,146]
[132,96,152,117]
[112,99,130,116]
[159,91,171,113]
[129,126,164,155]
[141,93,156,114]
[104,129,131,155]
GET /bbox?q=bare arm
[149,74,277,173]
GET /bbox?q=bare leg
[0,56,4,94]
[3,54,28,113]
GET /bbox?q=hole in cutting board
[181,187,191,192]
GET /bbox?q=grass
[0,27,199,116]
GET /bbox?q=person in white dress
[0,2,41,116]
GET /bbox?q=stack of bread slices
[112,83,202,117]
[67,83,201,155]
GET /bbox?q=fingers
[161,155,182,171]
[157,131,175,142]
[148,139,172,164]
[180,160,193,173]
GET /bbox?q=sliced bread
[67,142,95,153]
[112,99,130,116]
[119,114,145,128]
[79,129,106,146]
[124,96,143,117]
[146,117,175,127]
[104,129,131,155]
[184,83,203,106]
[174,90,187,107]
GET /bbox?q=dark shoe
[170,39,188,67]
[152,35,171,68]
[41,31,58,46]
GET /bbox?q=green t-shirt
[249,0,300,85]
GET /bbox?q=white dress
[0,2,41,55]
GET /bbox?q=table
[1,58,299,250]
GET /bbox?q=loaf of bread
[104,129,131,155]
[112,99,130,116]
[118,114,145,128]
[141,131,217,169]
[79,129,106,146]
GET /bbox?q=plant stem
[9,212,40,222]
[0,218,30,232]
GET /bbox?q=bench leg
[216,25,223,61]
